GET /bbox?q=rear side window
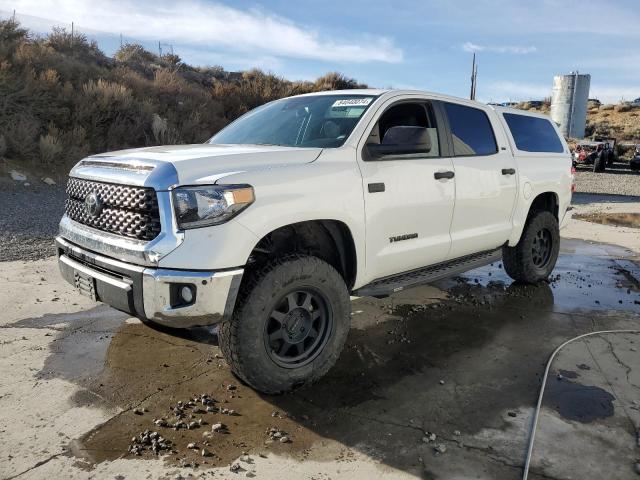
[443,102,498,156]
[503,113,564,153]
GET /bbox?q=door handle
[434,171,455,180]
[502,168,516,175]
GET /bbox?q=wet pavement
[1,238,639,479]
[531,332,640,479]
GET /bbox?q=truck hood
[73,144,323,188]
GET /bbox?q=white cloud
[462,42,537,55]
[6,0,402,63]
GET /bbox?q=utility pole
[473,62,478,100]
[158,41,162,58]
[470,53,478,100]
[120,33,123,47]
[71,21,74,52]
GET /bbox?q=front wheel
[502,211,560,284]
[218,255,351,394]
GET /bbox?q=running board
[353,247,503,298]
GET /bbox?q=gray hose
[522,329,640,480]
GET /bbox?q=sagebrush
[0,19,366,172]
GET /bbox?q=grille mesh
[65,177,161,241]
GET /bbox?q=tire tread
[503,211,559,284]
[218,254,350,394]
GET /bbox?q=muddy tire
[502,211,560,284]
[218,255,351,394]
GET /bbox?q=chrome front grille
[65,177,161,241]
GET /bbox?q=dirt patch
[574,212,640,229]
[69,321,323,469]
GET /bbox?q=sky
[2,0,639,103]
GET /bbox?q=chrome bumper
[142,267,243,327]
[56,236,243,328]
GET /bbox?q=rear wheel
[503,211,560,284]
[218,255,351,394]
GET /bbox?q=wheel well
[528,192,558,220]
[246,220,357,289]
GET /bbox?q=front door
[357,98,456,282]
[439,101,518,259]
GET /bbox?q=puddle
[441,239,640,313]
[574,212,640,229]
[558,369,579,379]
[544,379,615,422]
[70,321,323,469]
[10,305,124,330]
[10,306,127,382]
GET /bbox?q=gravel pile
[574,163,640,197]
[0,181,67,262]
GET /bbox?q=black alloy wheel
[264,288,332,368]
[531,228,552,268]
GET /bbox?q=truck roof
[295,88,501,110]
[295,90,557,122]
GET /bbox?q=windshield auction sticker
[332,98,373,108]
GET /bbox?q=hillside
[0,19,366,176]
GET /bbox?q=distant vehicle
[631,145,640,171]
[528,100,544,108]
[573,141,614,171]
[631,98,640,107]
[501,101,519,107]
[588,98,601,107]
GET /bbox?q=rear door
[439,101,518,259]
[357,96,456,281]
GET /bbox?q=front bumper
[56,236,243,328]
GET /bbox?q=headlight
[172,184,254,229]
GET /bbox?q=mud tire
[502,211,560,284]
[218,255,351,394]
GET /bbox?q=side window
[367,102,440,157]
[503,113,564,153]
[443,102,498,156]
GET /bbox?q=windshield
[209,94,378,148]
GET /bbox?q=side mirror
[366,126,432,159]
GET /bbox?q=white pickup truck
[56,89,573,393]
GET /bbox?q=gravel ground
[0,181,67,262]
[574,161,640,197]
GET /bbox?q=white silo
[550,72,591,138]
